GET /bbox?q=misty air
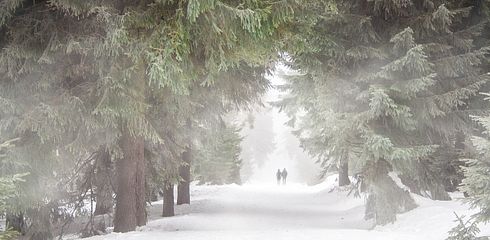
[0,1,490,240]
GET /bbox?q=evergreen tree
[279,0,490,224]
[0,173,25,240]
[195,123,243,185]
[93,148,114,216]
[446,213,483,240]
[0,0,299,235]
[240,107,276,173]
[461,93,490,223]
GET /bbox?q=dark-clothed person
[281,168,288,185]
[276,169,282,185]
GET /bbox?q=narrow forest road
[81,177,490,240]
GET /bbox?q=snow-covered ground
[73,176,490,240]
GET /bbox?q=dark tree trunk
[338,159,350,187]
[429,183,451,201]
[227,159,242,185]
[177,146,191,205]
[455,131,465,150]
[398,174,422,196]
[135,142,147,227]
[162,181,175,217]
[94,149,113,216]
[25,207,52,240]
[364,159,417,225]
[113,133,146,233]
[451,131,466,192]
[6,212,25,234]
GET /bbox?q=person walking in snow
[281,168,288,185]
[276,169,282,185]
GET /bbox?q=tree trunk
[135,142,147,227]
[338,158,350,187]
[177,146,191,205]
[429,182,451,201]
[452,131,466,192]
[6,212,25,234]
[455,131,465,150]
[364,159,417,225]
[162,181,175,217]
[94,149,113,216]
[25,207,52,240]
[113,133,146,233]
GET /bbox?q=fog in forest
[2,1,490,239]
[238,68,320,185]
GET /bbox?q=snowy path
[80,178,490,240]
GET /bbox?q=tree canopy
[0,0,489,239]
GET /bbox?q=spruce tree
[461,93,490,223]
[446,213,483,240]
[195,123,243,185]
[93,148,113,216]
[1,0,300,235]
[279,0,490,224]
[0,171,25,239]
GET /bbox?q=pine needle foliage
[278,0,490,224]
[0,173,26,240]
[446,213,484,240]
[0,0,24,27]
[0,0,300,235]
[194,122,243,185]
[462,93,490,223]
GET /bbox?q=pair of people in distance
[276,168,288,185]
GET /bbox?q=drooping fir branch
[0,0,24,27]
